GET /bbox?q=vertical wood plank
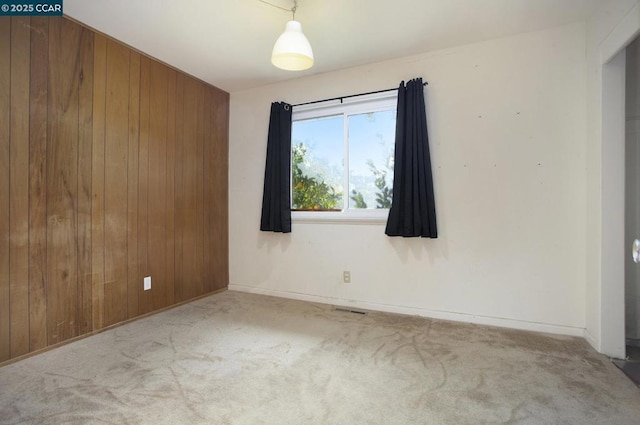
[195,80,205,297]
[212,89,230,290]
[143,60,168,314]
[204,87,230,292]
[28,17,49,351]
[173,73,185,302]
[10,16,31,357]
[103,39,130,326]
[137,55,150,311]
[165,69,176,306]
[0,17,11,361]
[203,87,213,294]
[175,77,199,301]
[77,26,94,335]
[127,51,140,319]
[91,33,107,332]
[184,77,198,300]
[46,18,81,344]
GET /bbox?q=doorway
[624,36,640,381]
[610,36,640,387]
[598,1,640,363]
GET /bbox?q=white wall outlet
[144,276,151,291]
[343,271,351,283]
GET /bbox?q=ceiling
[64,0,599,93]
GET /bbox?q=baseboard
[583,328,600,352]
[228,284,585,338]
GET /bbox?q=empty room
[2,0,640,423]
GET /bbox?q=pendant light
[271,0,314,71]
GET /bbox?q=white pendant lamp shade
[271,20,314,71]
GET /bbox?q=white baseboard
[583,328,600,352]
[228,284,585,338]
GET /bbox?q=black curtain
[260,102,292,233]
[385,78,437,238]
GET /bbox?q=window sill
[291,210,388,224]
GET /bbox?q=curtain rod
[292,81,428,107]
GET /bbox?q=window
[291,92,397,222]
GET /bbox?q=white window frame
[291,91,397,224]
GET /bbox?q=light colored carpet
[1,290,639,425]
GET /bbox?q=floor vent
[333,307,367,315]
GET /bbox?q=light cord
[258,0,297,20]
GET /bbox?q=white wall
[585,0,639,357]
[229,23,588,335]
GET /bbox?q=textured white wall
[229,23,587,335]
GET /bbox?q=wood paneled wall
[0,16,229,363]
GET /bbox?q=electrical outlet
[343,271,351,283]
[144,276,151,291]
